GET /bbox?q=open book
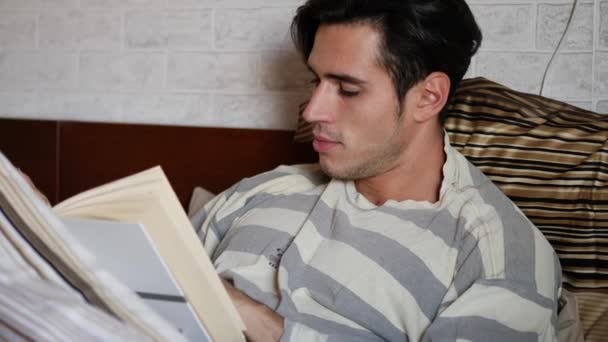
[0,151,245,341]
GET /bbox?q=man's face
[303,23,411,180]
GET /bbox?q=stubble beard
[320,124,403,181]
[316,101,405,181]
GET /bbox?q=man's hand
[222,279,284,342]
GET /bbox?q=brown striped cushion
[294,77,608,340]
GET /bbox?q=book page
[0,153,187,341]
[63,218,211,342]
[54,167,246,342]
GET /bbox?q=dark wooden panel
[58,121,316,208]
[0,118,58,203]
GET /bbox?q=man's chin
[319,159,343,179]
[319,159,361,181]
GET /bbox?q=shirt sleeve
[189,181,240,257]
[423,179,562,341]
[422,203,562,342]
[422,278,559,341]
[190,164,324,258]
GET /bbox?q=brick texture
[0,0,604,129]
[597,100,608,113]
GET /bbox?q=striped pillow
[294,77,608,340]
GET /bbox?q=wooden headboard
[0,118,316,208]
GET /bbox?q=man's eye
[339,87,359,97]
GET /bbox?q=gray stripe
[308,201,448,320]
[423,316,538,342]
[193,170,294,239]
[278,246,407,342]
[220,271,280,310]
[190,205,209,235]
[192,198,231,241]
[214,192,320,238]
[213,225,294,264]
[553,252,561,301]
[467,162,537,290]
[278,292,388,342]
[253,192,322,212]
[381,197,493,308]
[235,171,293,193]
[233,166,324,195]
[452,229,485,296]
[280,318,297,342]
[192,181,242,239]
[377,205,468,250]
[381,204,488,298]
[551,253,561,331]
[477,279,556,310]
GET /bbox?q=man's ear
[412,72,450,123]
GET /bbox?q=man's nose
[301,83,335,124]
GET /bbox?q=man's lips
[312,136,339,153]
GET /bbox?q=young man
[191,0,562,341]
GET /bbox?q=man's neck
[354,128,446,206]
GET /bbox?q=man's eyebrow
[306,65,367,85]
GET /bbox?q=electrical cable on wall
[539,0,579,96]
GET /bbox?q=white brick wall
[0,0,606,130]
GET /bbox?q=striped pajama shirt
[191,137,562,341]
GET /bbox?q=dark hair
[291,0,482,122]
